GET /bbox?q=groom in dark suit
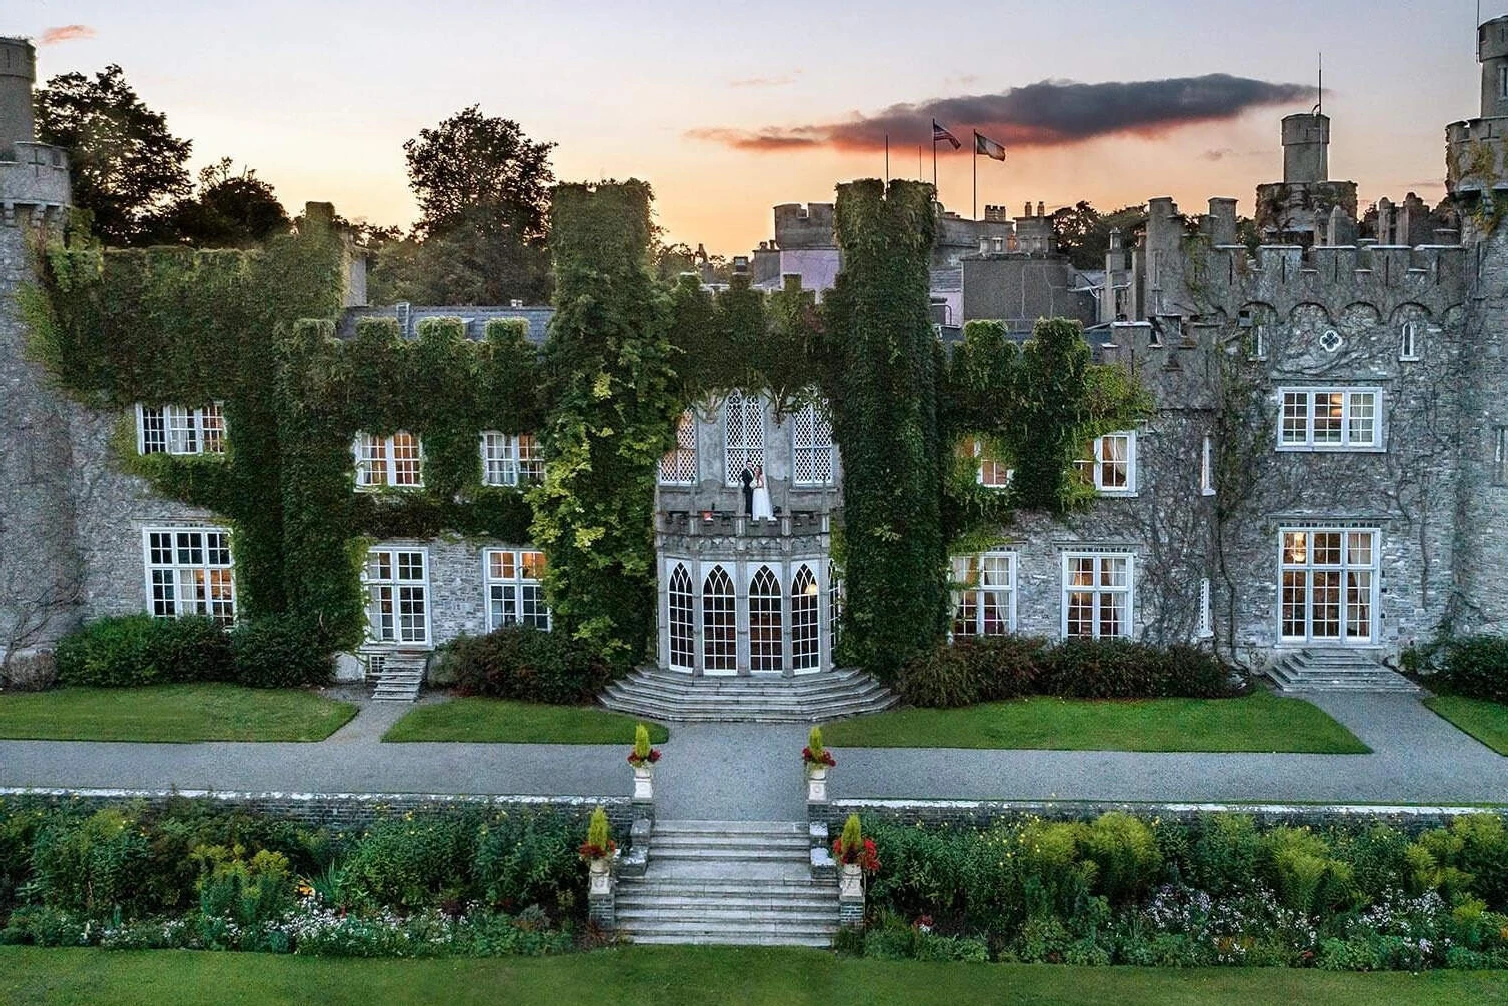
[739,466,754,516]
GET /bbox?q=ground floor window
[364,547,429,645]
[668,564,695,671]
[951,552,1016,637]
[144,527,235,626]
[1280,529,1378,644]
[791,565,820,671]
[702,565,737,672]
[1063,553,1132,639]
[749,565,784,672]
[664,557,832,674]
[485,548,550,630]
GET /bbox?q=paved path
[0,693,1503,818]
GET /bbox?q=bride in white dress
[751,465,774,521]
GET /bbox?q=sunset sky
[3,1,1496,254]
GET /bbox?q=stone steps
[615,819,838,948]
[1265,649,1420,694]
[601,667,897,723]
[369,655,427,702]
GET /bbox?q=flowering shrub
[626,723,661,769]
[833,814,880,872]
[803,726,836,772]
[853,811,1508,970]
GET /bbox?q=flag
[932,119,961,149]
[974,131,1007,161]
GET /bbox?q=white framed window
[1399,322,1419,362]
[1247,325,1267,361]
[137,404,226,456]
[143,527,236,626]
[667,563,695,672]
[749,565,784,672]
[792,400,836,486]
[1076,432,1137,495]
[484,548,550,630]
[355,431,424,488]
[967,439,1012,489]
[724,391,766,487]
[1198,577,1214,639]
[791,564,821,672]
[1062,553,1133,639]
[1201,435,1216,496]
[480,432,543,487]
[1279,529,1379,645]
[658,411,697,486]
[1277,389,1381,451]
[363,547,430,645]
[828,562,844,650]
[951,552,1017,637]
[702,565,737,672]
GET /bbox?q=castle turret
[0,37,78,662]
[1255,111,1357,246]
[1448,15,1508,199]
[1281,113,1329,184]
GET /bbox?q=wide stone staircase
[1265,648,1420,694]
[368,652,427,702]
[601,666,897,723]
[615,820,838,947]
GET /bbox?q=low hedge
[1438,636,1508,704]
[896,636,1233,708]
[445,625,615,705]
[229,616,334,689]
[55,614,233,687]
[856,810,1508,970]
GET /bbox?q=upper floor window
[481,432,543,487]
[138,404,225,456]
[724,391,766,487]
[964,438,1012,489]
[355,431,424,488]
[792,401,836,486]
[1278,389,1380,451]
[1076,432,1137,495]
[1499,64,1508,99]
[951,552,1016,637]
[1201,435,1216,496]
[1399,322,1420,362]
[144,527,235,627]
[485,548,550,630]
[658,410,697,486]
[363,547,428,645]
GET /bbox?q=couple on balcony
[740,465,775,522]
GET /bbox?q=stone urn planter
[838,861,864,900]
[588,855,613,896]
[632,763,655,800]
[806,765,828,802]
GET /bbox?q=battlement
[0,142,70,220]
[1446,117,1508,195]
[772,202,836,249]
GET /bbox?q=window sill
[1274,445,1385,454]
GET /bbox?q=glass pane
[1311,571,1341,637]
[1311,533,1341,565]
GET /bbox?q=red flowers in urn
[832,813,881,873]
[802,725,836,773]
[627,723,661,769]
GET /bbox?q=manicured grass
[1425,694,1508,755]
[0,684,356,742]
[820,690,1370,753]
[383,697,669,744]
[0,947,1503,1006]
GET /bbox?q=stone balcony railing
[656,508,832,539]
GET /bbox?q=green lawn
[0,684,356,742]
[0,947,1502,1006]
[820,690,1369,753]
[383,697,669,744]
[1425,695,1508,755]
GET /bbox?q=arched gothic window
[749,565,784,672]
[702,566,737,672]
[792,401,835,486]
[791,564,820,671]
[724,392,766,487]
[668,563,694,671]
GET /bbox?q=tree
[386,106,557,304]
[404,105,555,239]
[1052,202,1149,270]
[161,159,291,248]
[35,64,192,246]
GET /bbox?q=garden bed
[0,946,1503,1005]
[0,684,356,742]
[383,697,668,744]
[819,690,1367,753]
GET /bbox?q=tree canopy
[403,105,555,240]
[160,159,291,248]
[35,64,193,246]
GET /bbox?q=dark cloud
[693,74,1311,153]
[39,25,96,45]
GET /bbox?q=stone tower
[0,36,78,664]
[1254,112,1358,245]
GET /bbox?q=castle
[4,21,1508,692]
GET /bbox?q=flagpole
[885,133,890,185]
[932,136,937,198]
[972,131,978,221]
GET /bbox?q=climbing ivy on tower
[528,181,682,667]
[818,179,949,678]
